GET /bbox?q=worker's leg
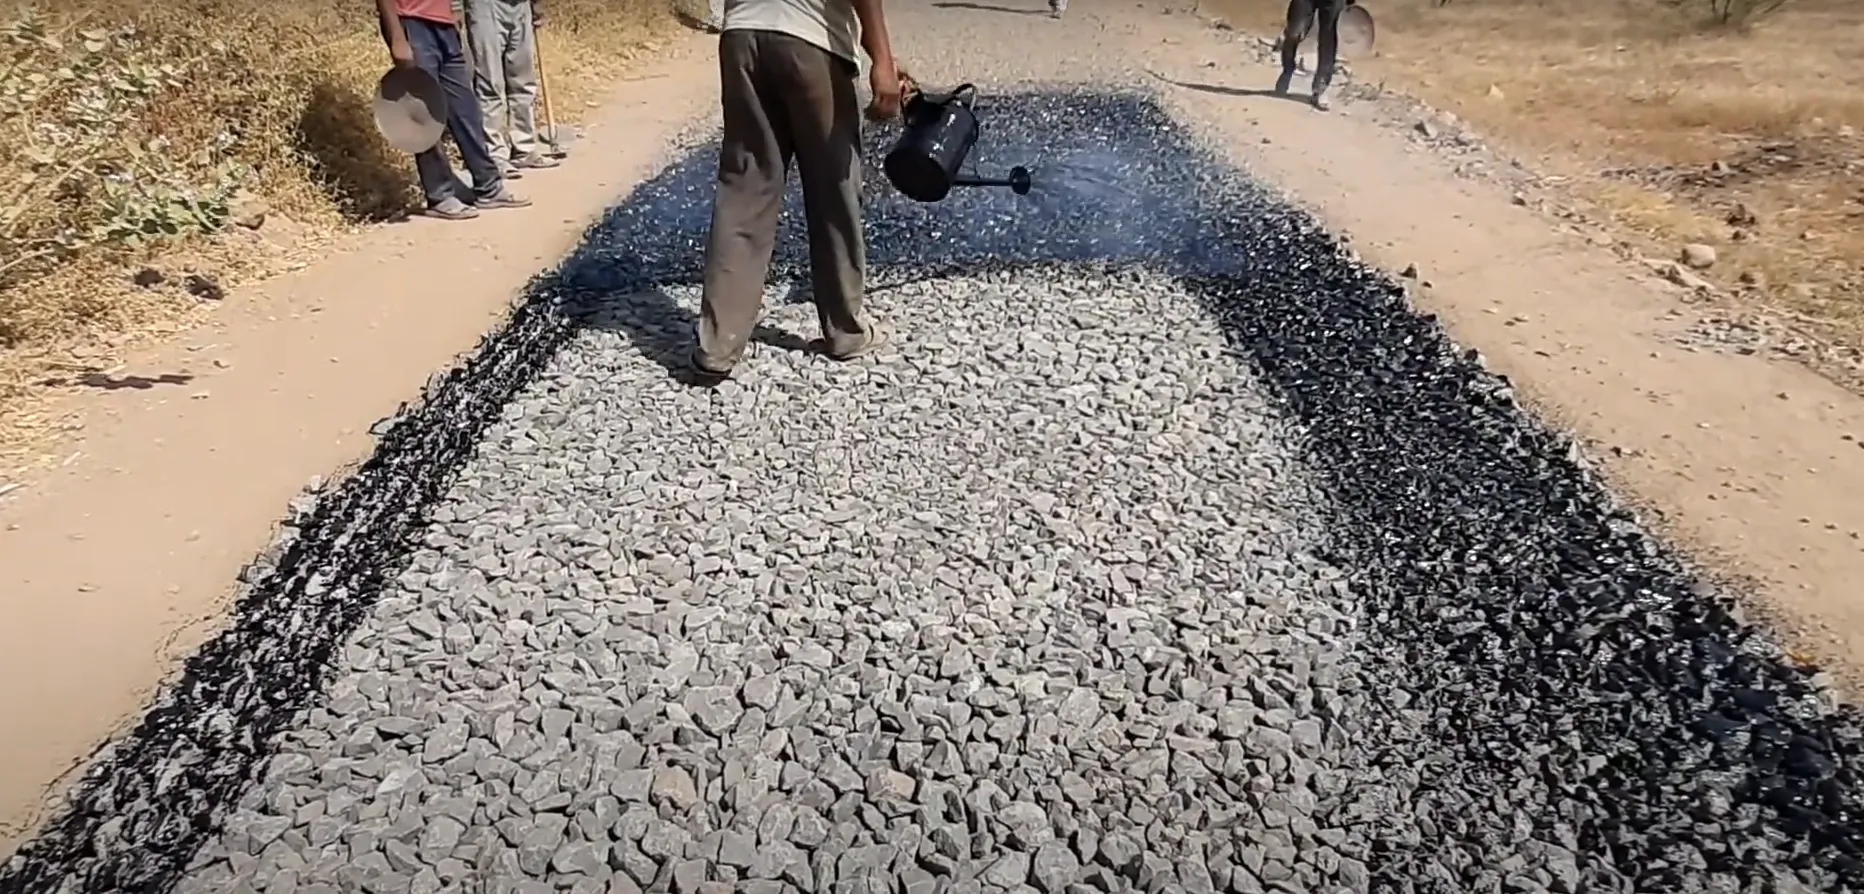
[1049,0,1067,18]
[696,31,793,373]
[501,0,549,163]
[1310,0,1345,109]
[430,21,527,204]
[768,34,880,359]
[1275,0,1315,95]
[400,18,474,212]
[464,0,512,163]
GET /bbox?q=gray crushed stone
[173,268,1375,894]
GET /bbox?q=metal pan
[1300,3,1376,58]
[373,66,448,154]
[1340,4,1376,56]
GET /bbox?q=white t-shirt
[722,0,862,67]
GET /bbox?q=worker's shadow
[1148,71,1320,107]
[580,280,815,386]
[671,8,719,33]
[931,1,1050,13]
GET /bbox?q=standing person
[464,0,560,174]
[688,0,910,378]
[1273,0,1346,110]
[377,0,532,219]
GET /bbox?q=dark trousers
[394,17,504,206]
[1279,0,1347,96]
[697,30,871,368]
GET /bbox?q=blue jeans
[395,17,504,206]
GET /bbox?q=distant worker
[465,0,561,175]
[376,0,532,219]
[1275,0,1347,110]
[687,0,912,378]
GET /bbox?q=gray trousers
[698,30,871,368]
[464,0,540,160]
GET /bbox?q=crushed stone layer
[2,88,1861,894]
[181,269,1373,894]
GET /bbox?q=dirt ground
[1212,0,1864,339]
[5,0,1864,859]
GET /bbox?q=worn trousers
[464,0,540,159]
[698,30,870,368]
[392,17,505,206]
[1280,0,1347,94]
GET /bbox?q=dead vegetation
[0,0,676,473]
[1211,0,1864,350]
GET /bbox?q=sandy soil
[4,0,1864,857]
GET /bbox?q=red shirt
[396,0,455,24]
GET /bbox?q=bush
[1,10,246,326]
[0,0,674,353]
[1706,0,1792,27]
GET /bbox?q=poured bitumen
[3,88,1862,894]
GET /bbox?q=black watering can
[882,83,1032,203]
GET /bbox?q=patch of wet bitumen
[1,86,1859,894]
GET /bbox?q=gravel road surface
[4,86,1862,894]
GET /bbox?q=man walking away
[377,0,532,219]
[1274,0,1345,110]
[689,0,909,378]
[465,0,560,175]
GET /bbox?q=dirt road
[3,0,1863,860]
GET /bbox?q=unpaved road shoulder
[0,38,716,854]
[1123,10,1864,689]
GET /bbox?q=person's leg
[1276,0,1315,95]
[1310,0,1345,109]
[695,31,792,374]
[767,35,878,360]
[1049,0,1066,18]
[397,18,475,216]
[464,0,512,163]
[433,22,529,205]
[501,0,552,165]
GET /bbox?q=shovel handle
[534,27,560,146]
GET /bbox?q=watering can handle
[908,82,978,108]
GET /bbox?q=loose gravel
[5,87,1863,894]
[179,268,1375,894]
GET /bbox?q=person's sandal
[513,153,560,170]
[685,346,733,382]
[819,325,891,361]
[424,197,480,220]
[475,189,533,210]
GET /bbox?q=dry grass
[1208,0,1864,330]
[0,0,677,474]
